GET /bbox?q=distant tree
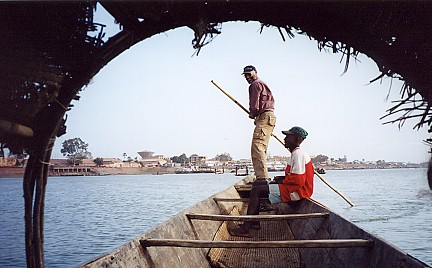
[94,157,104,167]
[61,138,92,165]
[179,153,189,164]
[8,150,28,159]
[8,151,28,166]
[171,153,189,165]
[338,155,347,163]
[171,156,180,163]
[215,153,232,161]
[0,143,27,158]
[312,154,329,165]
[377,159,386,166]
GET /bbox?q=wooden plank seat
[140,238,374,248]
[186,213,330,221]
[234,185,253,198]
[235,184,253,189]
[234,185,252,191]
[213,197,266,202]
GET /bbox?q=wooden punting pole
[211,80,355,207]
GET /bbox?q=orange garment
[278,147,314,202]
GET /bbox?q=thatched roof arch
[1,2,432,266]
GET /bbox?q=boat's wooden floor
[208,203,301,268]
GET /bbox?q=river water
[0,168,431,267]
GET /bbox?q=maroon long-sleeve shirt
[248,78,275,118]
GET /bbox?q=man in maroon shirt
[242,65,276,183]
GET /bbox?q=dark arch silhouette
[1,2,431,267]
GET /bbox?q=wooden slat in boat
[213,197,267,202]
[140,238,374,248]
[186,213,329,221]
[234,184,253,198]
[234,185,252,191]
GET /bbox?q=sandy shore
[0,167,25,178]
[0,166,178,178]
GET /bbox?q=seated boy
[230,126,314,237]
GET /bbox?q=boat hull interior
[81,176,429,268]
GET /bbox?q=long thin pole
[211,80,354,207]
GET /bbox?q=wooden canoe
[80,176,430,268]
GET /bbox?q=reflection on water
[0,169,431,267]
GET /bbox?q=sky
[51,6,430,163]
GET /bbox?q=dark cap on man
[242,65,256,74]
[282,126,308,139]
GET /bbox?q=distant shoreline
[0,164,427,178]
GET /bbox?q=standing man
[230,126,314,237]
[242,65,276,182]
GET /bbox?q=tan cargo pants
[251,111,276,179]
